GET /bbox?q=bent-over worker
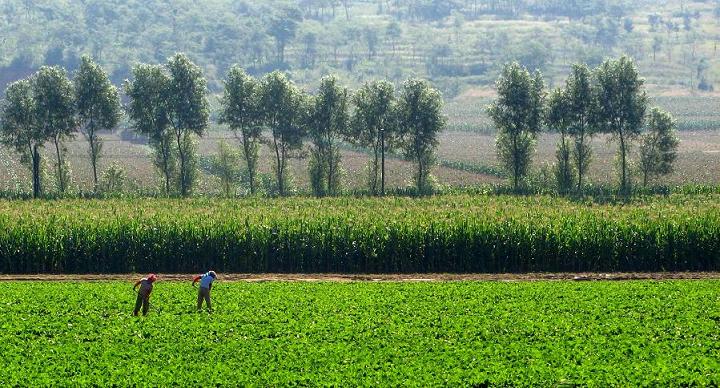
[193,271,217,312]
[133,273,157,316]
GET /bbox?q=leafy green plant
[99,163,127,194]
[1,281,718,385]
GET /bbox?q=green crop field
[1,281,718,385]
[2,194,720,274]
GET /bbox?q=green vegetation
[2,281,719,385]
[3,59,448,197]
[75,56,122,191]
[3,0,720,141]
[124,53,210,197]
[3,54,683,197]
[640,108,680,187]
[488,57,679,193]
[488,62,545,191]
[1,194,719,274]
[2,0,718,94]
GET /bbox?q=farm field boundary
[2,272,720,282]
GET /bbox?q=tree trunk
[279,146,286,196]
[244,141,256,195]
[90,134,99,192]
[372,136,380,195]
[32,145,41,198]
[417,158,423,193]
[163,138,171,196]
[53,135,65,193]
[513,133,519,192]
[91,146,98,191]
[576,135,584,192]
[560,134,571,193]
[327,140,335,196]
[159,136,171,196]
[380,130,385,196]
[176,131,187,197]
[272,132,284,196]
[619,133,628,194]
[88,118,99,192]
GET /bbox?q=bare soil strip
[1,273,719,282]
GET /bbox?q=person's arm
[192,275,201,287]
[133,280,141,293]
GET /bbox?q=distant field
[446,95,720,134]
[438,130,720,185]
[3,128,720,194]
[2,281,718,385]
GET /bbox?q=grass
[1,280,718,385]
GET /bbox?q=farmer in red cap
[192,271,217,312]
[132,273,157,316]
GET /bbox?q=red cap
[148,274,157,282]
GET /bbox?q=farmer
[132,273,158,316]
[193,271,217,312]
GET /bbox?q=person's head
[208,271,217,279]
[148,274,158,282]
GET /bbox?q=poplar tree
[259,71,308,196]
[546,88,574,193]
[593,56,648,193]
[565,64,595,191]
[125,64,175,195]
[34,66,76,194]
[396,79,446,194]
[166,53,209,197]
[349,80,397,195]
[74,55,121,191]
[219,66,262,194]
[308,75,349,196]
[0,79,45,198]
[488,62,546,191]
[639,108,679,187]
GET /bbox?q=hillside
[2,0,720,98]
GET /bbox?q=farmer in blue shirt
[192,271,217,312]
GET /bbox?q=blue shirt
[199,273,215,289]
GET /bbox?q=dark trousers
[134,293,150,316]
[197,287,211,311]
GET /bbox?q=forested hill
[1,0,720,97]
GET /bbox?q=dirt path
[1,272,719,282]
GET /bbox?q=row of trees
[0,56,120,197]
[217,67,445,196]
[489,56,679,194]
[1,53,679,198]
[1,53,446,198]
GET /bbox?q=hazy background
[2,0,720,192]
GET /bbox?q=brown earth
[4,129,720,192]
[1,272,719,282]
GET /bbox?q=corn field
[1,195,719,274]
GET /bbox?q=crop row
[1,195,719,274]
